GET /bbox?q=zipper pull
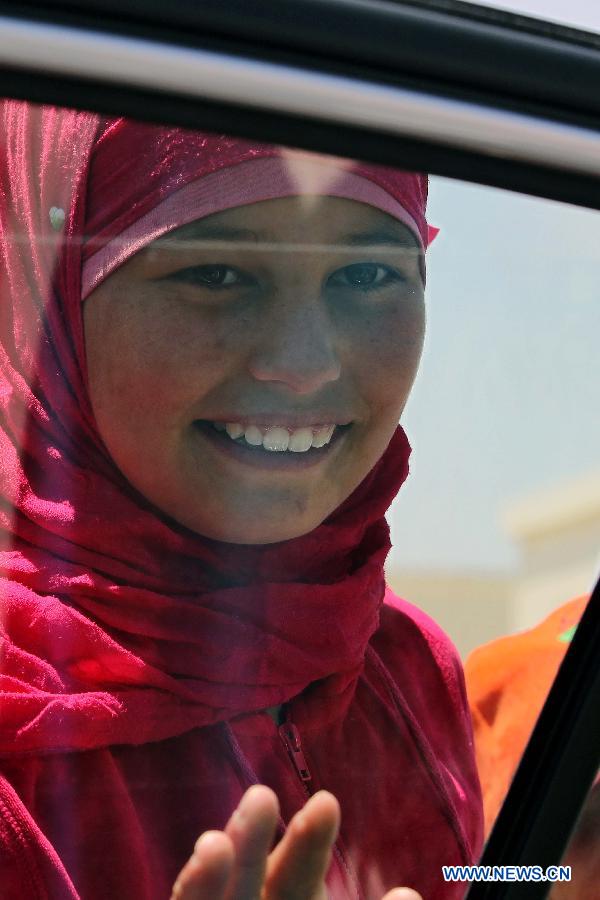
[279,721,312,783]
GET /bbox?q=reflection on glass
[0,101,483,900]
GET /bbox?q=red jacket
[0,589,483,900]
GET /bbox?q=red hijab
[0,101,427,755]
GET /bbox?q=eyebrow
[155,223,420,253]
[158,225,262,245]
[341,228,419,249]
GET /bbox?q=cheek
[86,294,230,434]
[332,299,424,484]
[349,299,425,414]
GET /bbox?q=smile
[192,420,351,471]
[214,421,336,453]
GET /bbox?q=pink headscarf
[0,102,427,754]
[80,118,434,298]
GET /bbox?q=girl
[0,101,482,899]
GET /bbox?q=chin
[203,519,321,546]
[181,505,326,545]
[178,480,342,544]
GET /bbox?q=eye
[165,264,252,288]
[327,262,404,291]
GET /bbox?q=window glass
[0,99,598,900]
[388,176,600,858]
[389,177,600,652]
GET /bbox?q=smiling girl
[0,103,482,899]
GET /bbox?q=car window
[1,94,598,899]
[389,177,600,652]
[385,174,600,860]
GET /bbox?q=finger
[381,889,423,900]
[264,791,340,900]
[224,785,279,899]
[171,831,234,900]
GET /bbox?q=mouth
[192,420,351,471]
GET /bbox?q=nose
[248,296,341,394]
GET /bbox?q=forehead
[158,195,420,251]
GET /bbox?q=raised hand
[170,785,423,900]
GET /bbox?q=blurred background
[386,177,600,656]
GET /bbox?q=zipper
[277,708,361,899]
[278,719,312,783]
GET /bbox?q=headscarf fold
[0,101,424,755]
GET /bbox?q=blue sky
[389,177,600,571]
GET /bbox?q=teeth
[288,428,314,452]
[262,426,290,452]
[225,422,244,439]
[312,425,335,448]
[244,425,263,446]
[215,421,339,452]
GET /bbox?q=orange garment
[464,596,589,835]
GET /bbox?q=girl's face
[84,196,425,544]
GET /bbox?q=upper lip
[200,414,352,429]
